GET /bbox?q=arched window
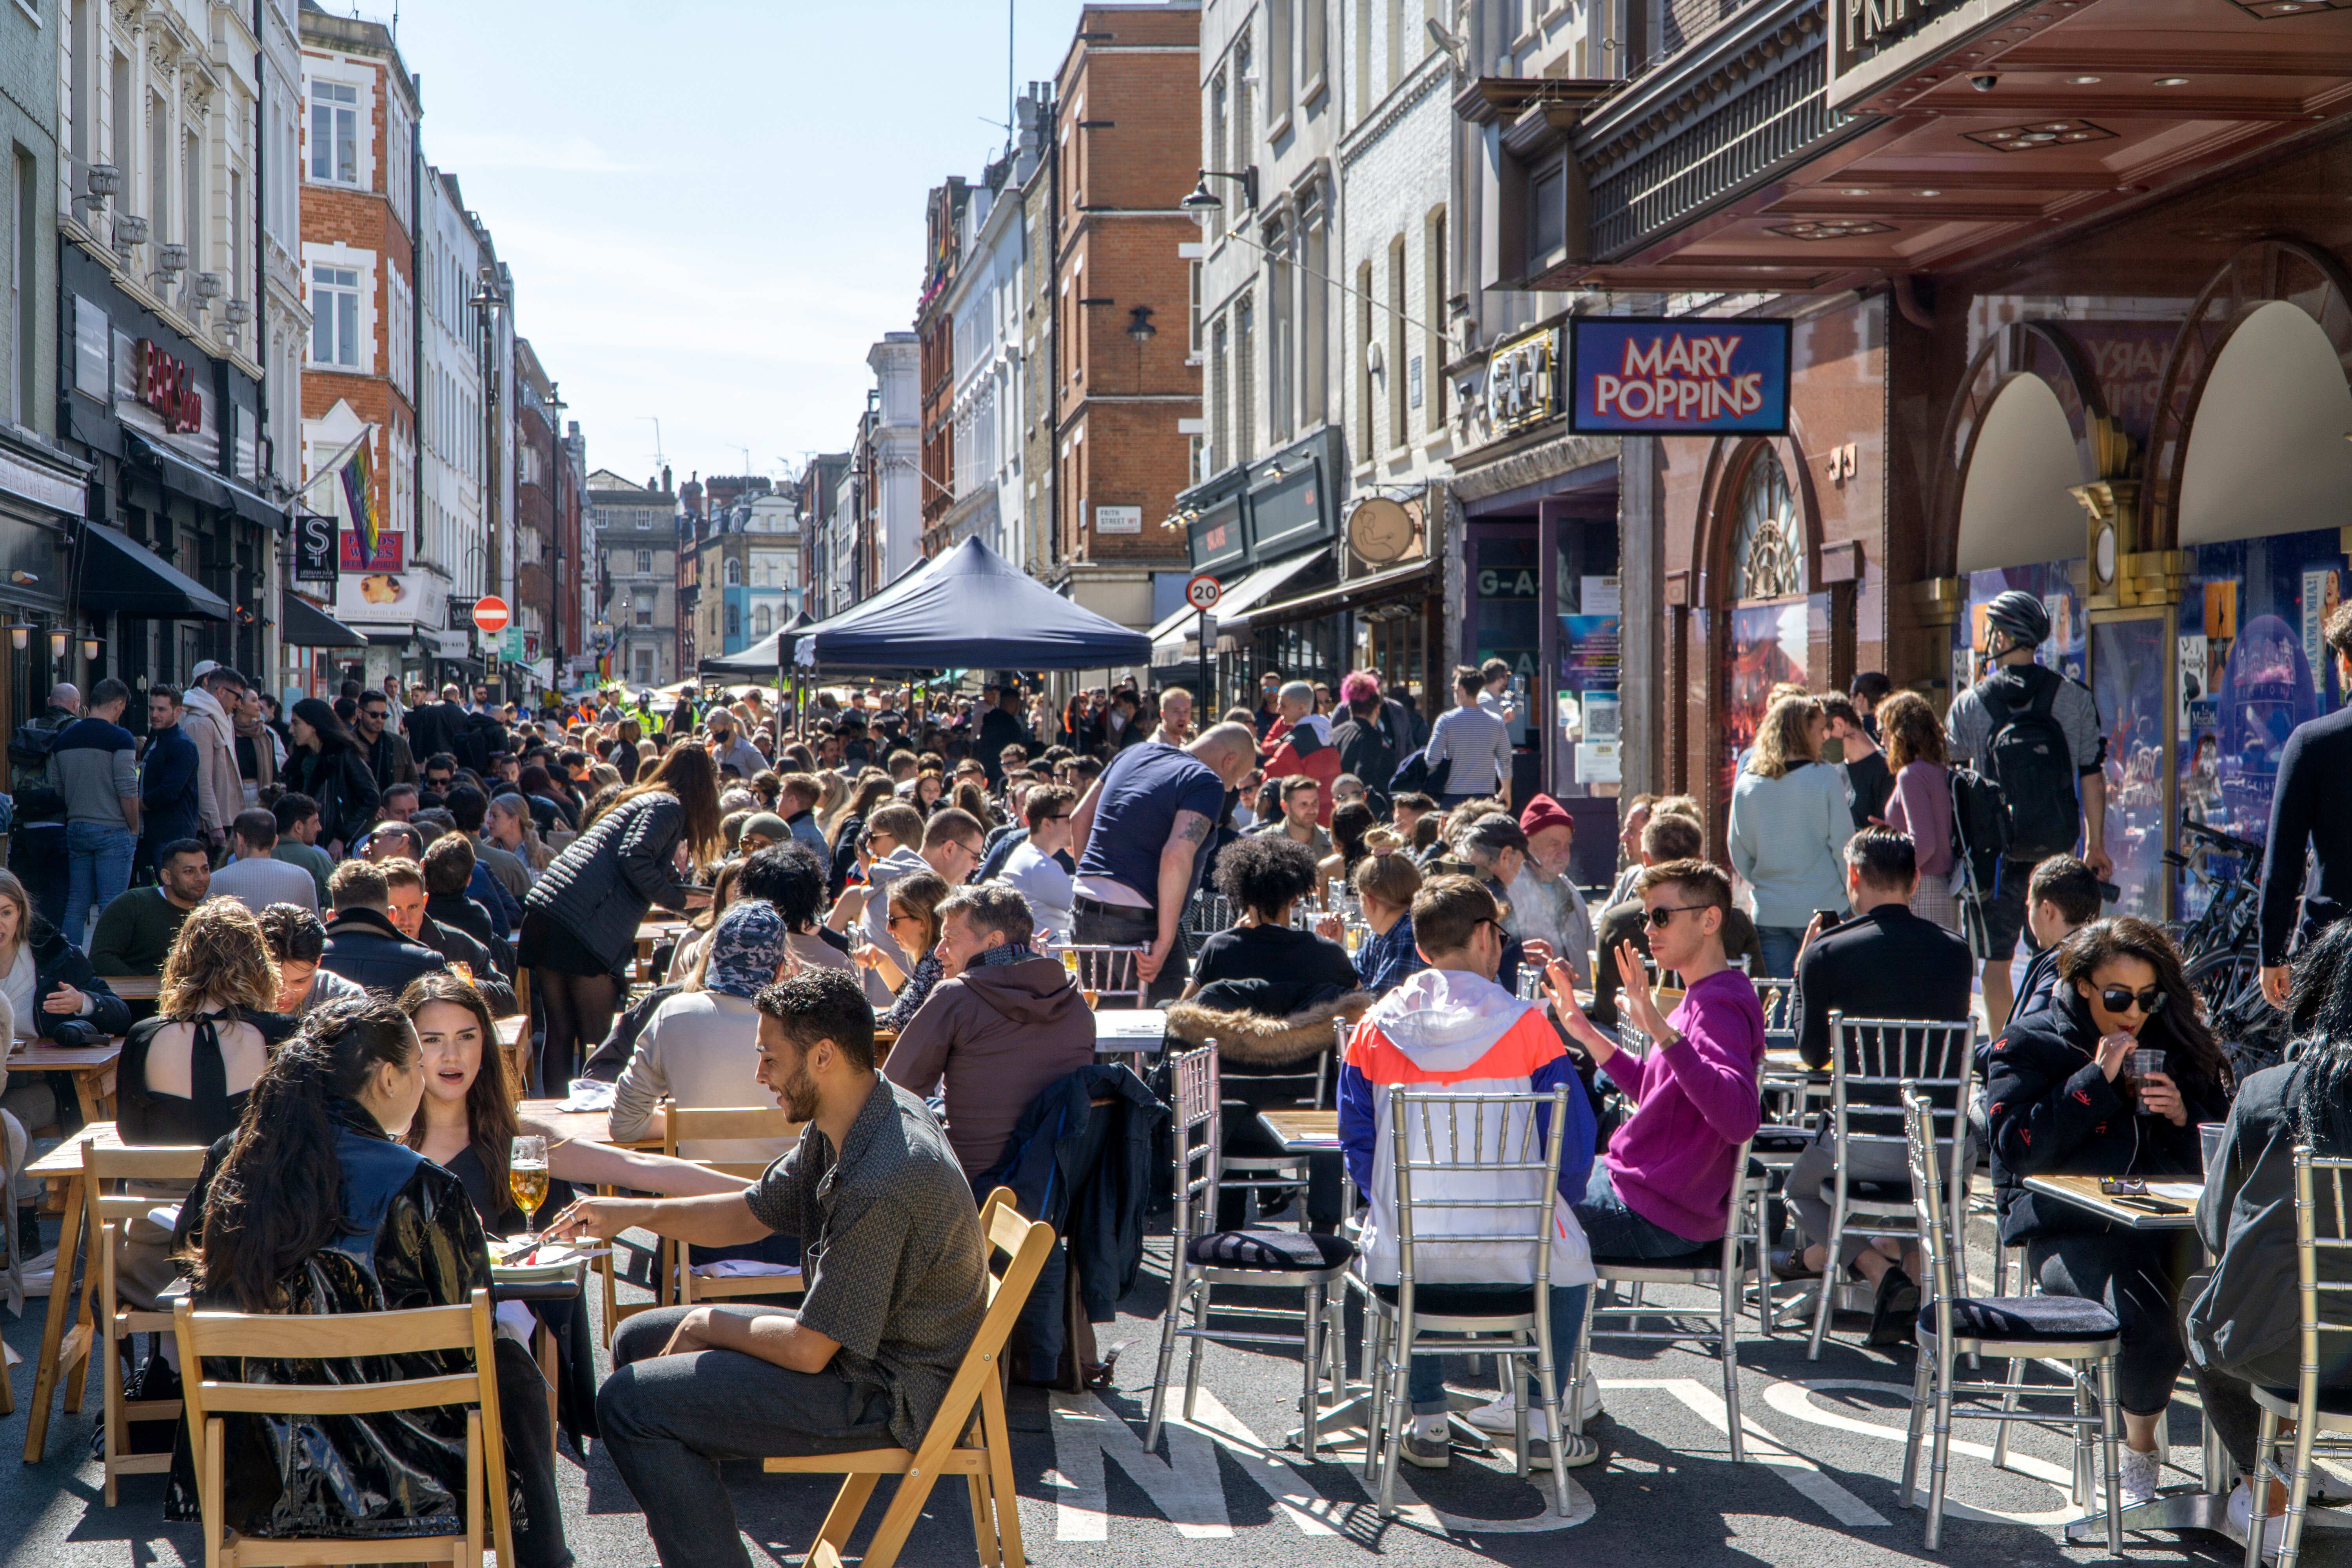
[1730,446,1804,601]
[753,604,773,636]
[724,557,742,587]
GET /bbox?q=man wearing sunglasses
[1777,828,1973,1343]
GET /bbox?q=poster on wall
[1558,613,1621,691]
[2302,570,2340,693]
[1568,318,1791,435]
[341,529,404,572]
[1723,601,1810,811]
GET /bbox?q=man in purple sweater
[1544,858,1765,1258]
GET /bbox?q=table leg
[22,1172,84,1463]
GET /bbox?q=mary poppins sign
[1569,318,1790,435]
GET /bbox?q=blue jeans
[1756,924,1806,980]
[1573,1163,1712,1261]
[64,822,137,944]
[1404,1283,1589,1414]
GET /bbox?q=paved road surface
[0,1209,2277,1567]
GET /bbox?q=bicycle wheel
[2185,947,2261,1018]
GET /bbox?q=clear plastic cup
[2129,1047,2165,1083]
[2200,1121,2228,1174]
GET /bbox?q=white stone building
[938,142,1034,570]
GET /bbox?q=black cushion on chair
[1928,1295,2121,1344]
[1186,1230,1357,1270]
[1369,1281,1540,1317]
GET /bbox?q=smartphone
[2097,879,2123,903]
[1814,909,1845,930]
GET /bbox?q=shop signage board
[294,513,339,585]
[339,529,403,571]
[1568,318,1791,435]
[1487,325,1562,436]
[135,338,204,434]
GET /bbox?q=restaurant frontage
[1477,0,2352,915]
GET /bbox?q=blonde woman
[117,897,298,1303]
[1877,691,1960,932]
[1726,694,1853,977]
[485,791,555,875]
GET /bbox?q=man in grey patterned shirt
[563,967,987,1568]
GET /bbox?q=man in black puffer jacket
[318,860,449,997]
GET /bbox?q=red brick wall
[1055,5,1201,566]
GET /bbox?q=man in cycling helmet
[1945,588,2108,1022]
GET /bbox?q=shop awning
[1147,549,1328,666]
[74,523,231,619]
[125,432,286,529]
[280,591,365,647]
[1245,558,1436,625]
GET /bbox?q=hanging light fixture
[82,636,102,661]
[48,628,69,661]
[6,623,31,652]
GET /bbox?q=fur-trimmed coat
[1165,983,1374,1068]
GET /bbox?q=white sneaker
[2112,1446,2161,1509]
[2228,1481,2288,1560]
[1465,1387,1599,1434]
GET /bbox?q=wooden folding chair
[764,1187,1054,1568]
[88,1140,209,1505]
[173,1285,515,1566]
[664,1103,806,1310]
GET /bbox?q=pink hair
[1339,671,1382,706]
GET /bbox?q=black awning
[125,431,287,528]
[76,523,230,619]
[281,590,365,647]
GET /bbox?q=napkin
[560,1078,615,1112]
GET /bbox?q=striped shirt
[1424,702,1514,795]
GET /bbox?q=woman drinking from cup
[1987,916,2231,1508]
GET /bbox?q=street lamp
[1181,167,1258,212]
[1126,305,1157,341]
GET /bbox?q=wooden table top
[2024,1172,2205,1230]
[10,1039,123,1072]
[520,1098,664,1148]
[1262,1109,1339,1152]
[97,975,159,1000]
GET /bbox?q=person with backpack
[8,682,81,931]
[1945,589,2109,1024]
[1328,672,1398,811]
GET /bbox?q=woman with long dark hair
[398,973,746,1463]
[520,744,720,1094]
[1987,916,2232,1509]
[165,997,571,1566]
[283,695,380,857]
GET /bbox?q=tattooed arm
[1144,808,1215,982]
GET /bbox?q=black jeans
[492,1337,573,1568]
[597,1306,898,1568]
[2030,1228,2199,1417]
[1072,895,1189,1006]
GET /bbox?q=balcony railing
[1585,19,1846,261]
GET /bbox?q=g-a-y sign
[1569,318,1791,435]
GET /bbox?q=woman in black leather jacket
[283,697,380,857]
[519,744,719,1094]
[1987,916,2230,1506]
[170,996,571,1567]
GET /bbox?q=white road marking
[1049,1394,1232,1541]
[1761,1376,2088,1527]
[1605,1377,1890,1527]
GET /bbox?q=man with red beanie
[1514,793,1595,984]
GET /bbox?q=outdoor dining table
[8,1037,123,1126]
[18,1101,666,1463]
[1092,1007,1167,1069]
[2021,1172,2352,1546]
[95,975,160,1002]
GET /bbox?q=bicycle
[2165,814,2265,1018]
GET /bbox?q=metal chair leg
[1143,1247,1190,1450]
[1719,1260,1745,1465]
[2281,1407,2318,1568]
[1899,1349,1932,1508]
[1923,1334,1956,1551]
[2096,1353,2123,1557]
[1181,1279,1211,1422]
[2248,1407,2280,1568]
[1299,1283,1323,1462]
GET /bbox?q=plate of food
[491,1237,602,1284]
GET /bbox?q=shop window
[1730,447,1804,601]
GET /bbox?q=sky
[381,0,1105,495]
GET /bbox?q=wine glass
[509,1135,550,1239]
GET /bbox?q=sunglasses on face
[1644,904,1710,930]
[2097,985,2167,1016]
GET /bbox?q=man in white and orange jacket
[1339,873,1600,1471]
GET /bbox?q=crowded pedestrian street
[2,0,2351,1566]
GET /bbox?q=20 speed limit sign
[1185,574,1222,611]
